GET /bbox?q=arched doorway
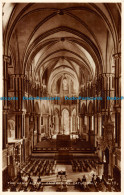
[62,109,69,134]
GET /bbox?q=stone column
[13,75,25,111]
[69,115,72,134]
[94,114,97,147]
[87,115,90,141]
[33,115,38,146]
[113,53,121,148]
[113,53,121,105]
[29,115,34,153]
[43,114,49,136]
[25,113,30,138]
[75,116,78,132]
[3,110,8,149]
[97,114,102,161]
[37,114,41,142]
[14,112,25,162]
[3,55,10,108]
[98,114,102,137]
[49,115,52,137]
[92,115,94,131]
[108,149,113,177]
[13,74,26,163]
[15,113,24,139]
[79,114,83,135]
[89,115,95,147]
[59,115,61,134]
[47,114,49,136]
[3,55,11,149]
[84,115,89,141]
[81,115,86,140]
[103,115,114,178]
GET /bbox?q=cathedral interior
[2,3,121,192]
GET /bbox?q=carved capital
[113,53,121,60]
[3,55,11,64]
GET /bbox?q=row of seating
[71,159,96,172]
[21,159,56,176]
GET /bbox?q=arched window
[62,77,69,91]
[62,109,69,134]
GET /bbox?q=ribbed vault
[2,3,121,93]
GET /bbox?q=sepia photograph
[2,2,122,192]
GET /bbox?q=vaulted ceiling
[2,3,121,91]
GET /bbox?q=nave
[2,2,121,192]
